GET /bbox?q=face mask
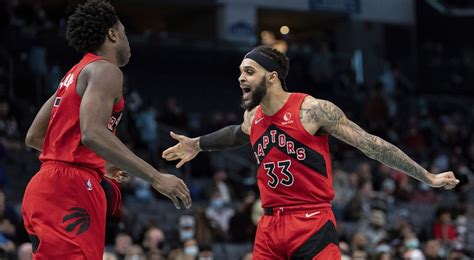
[211,198,225,208]
[199,257,213,260]
[405,239,420,249]
[130,256,140,260]
[184,245,199,257]
[179,230,194,241]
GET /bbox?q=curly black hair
[252,46,290,90]
[66,0,118,53]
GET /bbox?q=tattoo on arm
[300,101,344,124]
[304,100,432,184]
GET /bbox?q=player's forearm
[199,124,250,151]
[81,128,159,183]
[362,136,433,185]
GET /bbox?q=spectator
[142,227,165,254]
[433,209,458,245]
[103,251,118,260]
[124,245,145,260]
[178,215,196,243]
[197,244,213,260]
[339,241,351,260]
[351,232,368,252]
[114,233,133,260]
[345,180,374,221]
[204,169,235,203]
[360,209,388,251]
[205,190,235,241]
[403,233,424,260]
[182,238,199,259]
[424,239,442,260]
[167,239,195,260]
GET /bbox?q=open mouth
[241,86,252,99]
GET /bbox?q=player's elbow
[25,130,40,149]
[81,128,99,148]
[24,132,34,148]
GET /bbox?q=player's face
[115,21,131,67]
[239,59,268,110]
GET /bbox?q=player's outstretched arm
[79,61,190,209]
[302,98,459,189]
[25,94,56,151]
[162,108,254,168]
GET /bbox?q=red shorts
[22,162,106,260]
[253,205,340,260]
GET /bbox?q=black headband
[244,50,287,86]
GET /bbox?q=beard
[241,77,267,110]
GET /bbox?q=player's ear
[268,71,278,83]
[107,26,119,43]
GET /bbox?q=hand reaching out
[162,132,200,168]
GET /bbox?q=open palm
[162,132,200,168]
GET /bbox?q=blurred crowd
[0,0,473,259]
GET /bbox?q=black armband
[200,124,249,151]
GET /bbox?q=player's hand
[429,171,459,189]
[105,164,129,183]
[162,131,200,168]
[152,173,192,209]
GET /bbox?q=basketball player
[22,1,191,259]
[162,46,459,259]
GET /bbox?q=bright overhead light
[280,26,290,35]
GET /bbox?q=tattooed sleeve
[300,99,431,184]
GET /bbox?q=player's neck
[94,49,119,66]
[260,88,290,116]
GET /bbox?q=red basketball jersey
[250,93,334,208]
[39,53,124,175]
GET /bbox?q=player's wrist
[425,172,435,187]
[151,173,164,188]
[193,137,202,152]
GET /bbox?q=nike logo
[305,211,320,218]
[255,118,264,124]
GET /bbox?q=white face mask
[179,230,195,241]
[199,257,213,260]
[184,245,199,257]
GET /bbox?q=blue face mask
[179,230,194,241]
[211,198,225,208]
[184,245,199,257]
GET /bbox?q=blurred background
[0,0,473,259]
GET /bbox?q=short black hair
[66,0,118,53]
[252,46,290,90]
